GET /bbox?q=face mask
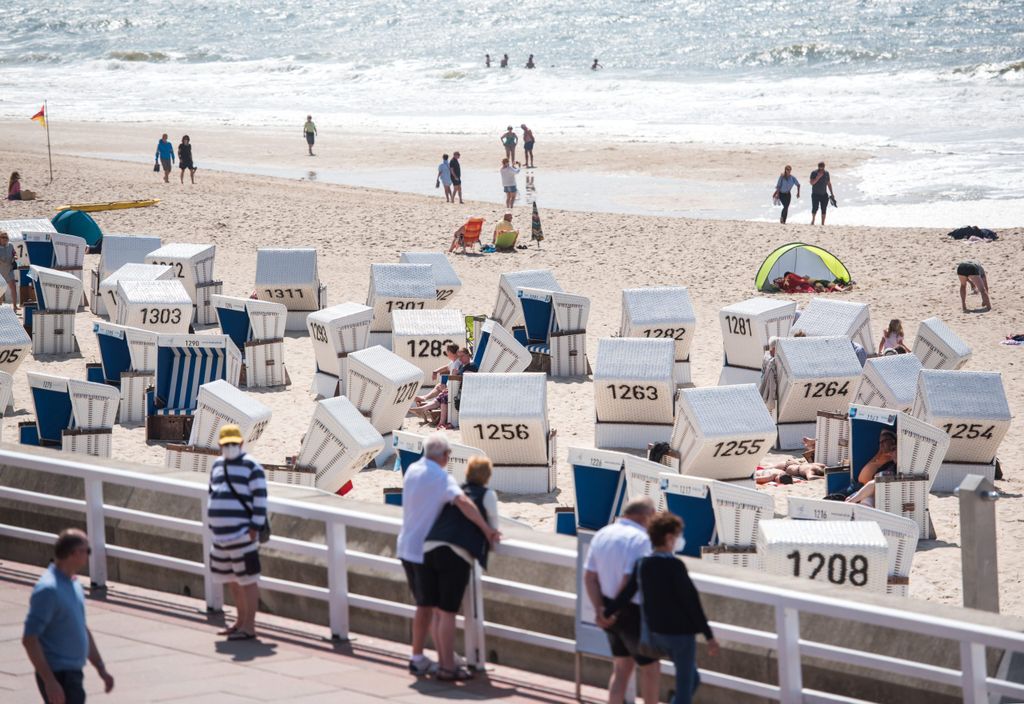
[222,444,242,461]
[674,534,686,554]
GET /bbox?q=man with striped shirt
[207,424,267,641]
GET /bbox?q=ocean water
[2,0,1023,223]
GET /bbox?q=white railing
[1,446,1023,704]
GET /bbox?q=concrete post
[775,606,803,703]
[956,474,1000,613]
[462,561,487,671]
[83,478,107,590]
[326,520,349,641]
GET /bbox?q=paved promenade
[0,561,602,703]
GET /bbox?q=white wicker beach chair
[622,455,672,512]
[115,280,192,333]
[346,345,424,466]
[98,263,175,322]
[254,248,327,331]
[814,411,850,467]
[787,496,856,522]
[145,243,221,325]
[26,265,83,355]
[92,322,158,424]
[593,337,675,449]
[399,252,462,303]
[852,504,919,597]
[391,309,466,382]
[459,373,556,493]
[708,481,775,549]
[516,287,591,377]
[620,287,697,387]
[89,235,162,317]
[758,519,888,593]
[394,430,486,485]
[774,336,862,449]
[212,294,289,388]
[791,298,873,350]
[0,305,32,375]
[912,317,971,370]
[493,269,562,330]
[567,447,629,530]
[307,302,374,398]
[366,263,440,347]
[670,384,776,481]
[23,373,118,458]
[0,219,55,238]
[290,396,385,493]
[471,319,532,373]
[718,297,797,386]
[853,354,922,412]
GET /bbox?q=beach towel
[1001,334,1024,346]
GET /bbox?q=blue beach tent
[52,210,103,248]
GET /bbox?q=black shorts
[957,262,981,276]
[524,141,534,152]
[403,547,472,613]
[36,670,85,704]
[811,193,829,214]
[601,600,657,665]
[305,132,315,145]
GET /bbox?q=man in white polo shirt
[397,433,500,677]
[584,496,658,704]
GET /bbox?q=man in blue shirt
[155,133,175,183]
[23,529,114,704]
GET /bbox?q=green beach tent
[51,209,103,248]
[754,242,850,291]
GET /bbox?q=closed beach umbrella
[531,202,544,248]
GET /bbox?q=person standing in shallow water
[485,54,491,67]
[436,154,453,203]
[303,115,317,156]
[773,165,800,223]
[525,54,535,69]
[500,54,509,68]
[449,151,463,204]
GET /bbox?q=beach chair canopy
[755,243,851,291]
[395,430,486,485]
[399,252,462,302]
[28,265,83,312]
[27,372,74,444]
[98,235,162,277]
[0,305,32,374]
[471,319,532,373]
[296,396,385,494]
[153,335,240,415]
[51,209,103,247]
[94,322,159,384]
[254,248,322,311]
[213,295,287,352]
[0,219,56,238]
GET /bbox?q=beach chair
[566,447,629,531]
[718,297,797,386]
[787,496,856,522]
[620,287,697,387]
[516,287,590,377]
[2,223,53,308]
[492,269,561,330]
[254,248,327,331]
[91,322,159,424]
[25,265,83,355]
[89,234,162,317]
[287,396,385,494]
[213,294,289,388]
[814,410,850,468]
[758,519,889,593]
[667,384,775,482]
[145,334,242,442]
[912,317,971,370]
[0,305,32,375]
[791,298,873,351]
[911,370,1010,492]
[660,472,722,560]
[458,373,556,493]
[166,380,272,475]
[18,232,88,307]
[21,373,119,458]
[346,345,424,466]
[593,337,676,449]
[853,354,922,412]
[455,218,484,254]
[471,319,532,373]
[145,243,222,326]
[115,280,193,333]
[774,335,862,450]
[307,302,373,398]
[852,504,919,597]
[494,229,519,252]
[366,263,440,348]
[98,263,175,323]
[394,430,486,485]
[399,252,462,303]
[391,309,466,382]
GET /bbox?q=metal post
[956,474,1000,612]
[326,520,349,641]
[83,478,107,590]
[959,641,987,703]
[201,511,223,612]
[775,606,803,703]
[462,561,487,670]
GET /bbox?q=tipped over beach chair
[0,305,32,375]
[492,269,561,330]
[593,337,676,449]
[471,319,532,373]
[717,297,797,386]
[90,235,162,317]
[791,298,873,351]
[346,345,424,466]
[853,353,922,412]
[366,263,441,348]
[21,373,119,458]
[912,317,972,370]
[91,322,159,424]
[307,302,373,398]
[145,243,221,326]
[516,287,590,377]
[26,265,83,355]
[620,287,697,387]
[399,252,462,303]
[254,248,327,331]
[213,294,289,388]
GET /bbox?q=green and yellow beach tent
[754,243,851,291]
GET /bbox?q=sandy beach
[1,123,1022,615]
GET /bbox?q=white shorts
[209,538,261,586]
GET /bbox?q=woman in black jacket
[178,135,197,184]
[605,512,718,704]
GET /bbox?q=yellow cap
[218,424,243,446]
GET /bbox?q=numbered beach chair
[346,345,424,466]
[593,337,676,449]
[911,370,1010,492]
[701,478,775,568]
[718,297,797,386]
[145,243,222,325]
[774,336,862,450]
[620,287,697,387]
[366,263,440,348]
[253,248,327,331]
[399,252,462,304]
[287,396,385,494]
[19,232,88,307]
[25,265,83,355]
[516,287,590,377]
[166,380,272,475]
[757,519,888,593]
[471,319,532,373]
[791,298,873,351]
[307,302,374,398]
[459,373,556,493]
[852,504,919,597]
[912,317,971,370]
[91,322,159,424]
[98,263,175,323]
[492,269,561,330]
[145,334,242,442]
[115,279,193,333]
[213,294,289,388]
[89,234,162,317]
[566,447,629,531]
[0,305,32,375]
[853,353,922,412]
[21,373,119,458]
[666,384,775,482]
[393,430,486,485]
[391,309,467,382]
[2,221,54,307]
[814,410,850,468]
[787,496,856,522]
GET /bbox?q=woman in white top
[500,158,521,208]
[878,319,909,355]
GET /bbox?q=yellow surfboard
[57,199,160,212]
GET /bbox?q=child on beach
[7,172,35,200]
[878,319,909,355]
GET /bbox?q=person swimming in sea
[526,54,535,69]
[500,53,509,68]
[591,58,602,70]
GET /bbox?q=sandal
[227,630,256,641]
[436,666,474,682]
[217,625,239,636]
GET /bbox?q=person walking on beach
[772,165,800,223]
[397,434,499,678]
[303,115,317,156]
[500,158,521,208]
[178,135,197,185]
[525,54,536,69]
[207,424,268,641]
[485,54,491,68]
[436,154,453,203]
[521,124,536,168]
[809,161,834,225]
[500,54,509,68]
[155,134,174,183]
[0,230,19,311]
[22,529,116,704]
[956,260,992,312]
[449,151,463,204]
[500,126,518,163]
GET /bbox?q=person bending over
[956,260,991,312]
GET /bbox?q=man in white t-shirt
[397,433,499,676]
[584,496,658,704]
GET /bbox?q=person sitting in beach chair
[449,217,485,254]
[492,213,519,251]
[845,429,897,507]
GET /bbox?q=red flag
[31,105,46,128]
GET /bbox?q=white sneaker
[409,655,435,677]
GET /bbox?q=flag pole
[44,100,53,184]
